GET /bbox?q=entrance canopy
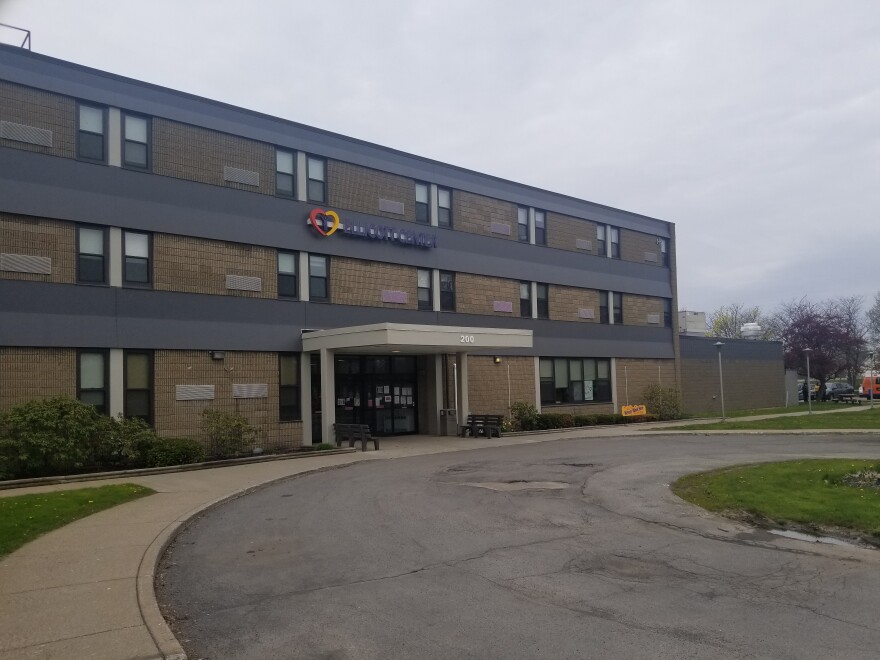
[301,322,533,354]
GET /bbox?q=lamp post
[870,351,875,410]
[804,348,813,414]
[715,342,725,420]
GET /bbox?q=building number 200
[460,335,475,343]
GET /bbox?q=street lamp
[715,342,725,420]
[804,348,813,414]
[870,351,875,410]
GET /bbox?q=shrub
[536,413,564,430]
[312,443,336,451]
[510,401,539,431]
[573,415,597,427]
[147,437,205,467]
[201,409,257,459]
[594,413,618,426]
[642,385,684,421]
[107,416,156,468]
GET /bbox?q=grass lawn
[672,459,880,542]
[719,402,841,418]
[0,483,154,558]
[665,407,880,431]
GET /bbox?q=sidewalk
[0,411,874,660]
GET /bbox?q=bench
[460,414,503,438]
[334,423,379,451]
[835,394,862,405]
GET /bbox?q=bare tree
[830,296,868,386]
[708,303,774,339]
[868,292,880,347]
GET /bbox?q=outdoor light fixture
[804,348,813,414]
[714,342,725,419]
[494,356,502,364]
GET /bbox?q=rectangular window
[613,292,623,324]
[610,227,620,259]
[279,353,300,421]
[309,254,329,301]
[534,210,546,245]
[77,103,105,162]
[124,350,153,424]
[417,268,433,310]
[415,182,430,224]
[439,271,455,311]
[122,114,150,170]
[278,251,297,298]
[517,207,529,242]
[663,298,672,328]
[539,357,612,405]
[276,149,295,198]
[78,350,108,414]
[658,237,669,267]
[600,291,609,324]
[77,225,107,284]
[520,281,531,317]
[597,225,607,256]
[123,231,150,285]
[437,187,452,228]
[536,283,549,319]
[307,155,326,203]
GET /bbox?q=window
[276,149,295,198]
[77,226,107,284]
[613,292,623,324]
[534,210,546,245]
[415,183,430,224]
[663,298,672,328]
[78,350,108,414]
[77,103,105,162]
[279,354,300,421]
[610,226,620,259]
[600,291,609,324]
[417,268,432,310]
[536,283,549,319]
[597,225,607,256]
[278,251,297,298]
[123,231,150,285]
[307,155,326,203]
[517,207,529,242]
[438,187,452,227]
[520,281,531,317]
[309,255,329,301]
[122,114,149,169]
[439,271,455,311]
[124,350,153,424]
[658,238,669,267]
[539,357,612,405]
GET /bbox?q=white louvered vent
[578,308,595,319]
[0,253,52,275]
[226,274,262,292]
[175,385,215,401]
[644,251,658,263]
[378,198,405,215]
[576,239,593,251]
[490,222,511,236]
[0,121,53,147]
[223,166,260,186]
[233,383,269,399]
[646,313,660,324]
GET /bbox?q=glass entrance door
[335,355,418,436]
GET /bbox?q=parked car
[823,382,853,400]
[862,376,880,400]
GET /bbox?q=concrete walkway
[0,409,875,660]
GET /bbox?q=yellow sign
[621,404,647,417]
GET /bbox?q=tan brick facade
[546,211,599,255]
[455,273,520,316]
[542,402,615,415]
[0,214,76,283]
[152,119,275,194]
[680,357,784,415]
[467,355,536,417]
[152,233,277,298]
[153,350,302,449]
[548,285,600,323]
[329,256,418,309]
[452,190,518,239]
[615,358,678,409]
[0,348,76,409]
[327,160,416,222]
[622,294,666,327]
[0,81,76,159]
[620,228,665,267]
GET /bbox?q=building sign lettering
[308,208,437,249]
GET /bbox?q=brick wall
[152,118,275,194]
[680,357,785,415]
[327,160,416,222]
[542,402,615,415]
[467,355,536,417]
[455,273,520,316]
[329,256,417,308]
[452,190,518,239]
[0,214,75,283]
[622,294,665,326]
[153,350,302,449]
[621,228,665,267]
[152,234,277,298]
[0,81,75,159]
[548,285,600,323]
[546,212,598,255]
[615,359,678,409]
[0,348,76,409]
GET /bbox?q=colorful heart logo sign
[308,208,340,237]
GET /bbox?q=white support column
[530,282,538,318]
[534,356,542,412]
[107,108,122,167]
[319,348,335,445]
[296,152,308,201]
[109,227,123,287]
[607,291,614,324]
[429,183,439,227]
[528,207,536,245]
[610,357,618,413]
[433,353,444,434]
[300,352,312,446]
[605,227,613,258]
[456,352,469,422]
[109,349,124,418]
[432,269,441,311]
[298,252,310,301]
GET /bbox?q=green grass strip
[0,483,154,557]
[672,459,880,538]
[665,407,880,431]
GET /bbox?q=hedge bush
[642,385,684,421]
[201,409,258,459]
[147,437,205,467]
[504,404,659,433]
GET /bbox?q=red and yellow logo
[309,208,340,237]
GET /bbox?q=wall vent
[226,274,262,292]
[175,384,215,401]
[233,383,269,399]
[223,166,260,186]
[0,121,52,147]
[381,290,408,304]
[378,198,405,215]
[490,222,511,236]
[0,253,51,275]
[493,300,513,313]
[578,308,595,319]
[643,251,658,263]
[646,313,660,324]
[576,239,593,251]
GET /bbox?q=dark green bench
[460,414,503,438]
[334,423,379,451]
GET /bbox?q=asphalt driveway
[159,433,880,659]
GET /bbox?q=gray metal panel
[232,383,268,399]
[0,45,672,238]
[0,120,52,147]
[223,166,260,186]
[680,335,784,361]
[0,150,673,298]
[226,274,262,292]
[176,384,215,401]
[378,199,404,215]
[0,253,51,274]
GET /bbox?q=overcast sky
[3,0,878,315]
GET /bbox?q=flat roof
[301,323,533,353]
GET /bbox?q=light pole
[715,342,725,420]
[804,348,813,414]
[870,351,875,410]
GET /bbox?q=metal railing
[0,23,31,50]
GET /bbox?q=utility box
[439,409,458,436]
